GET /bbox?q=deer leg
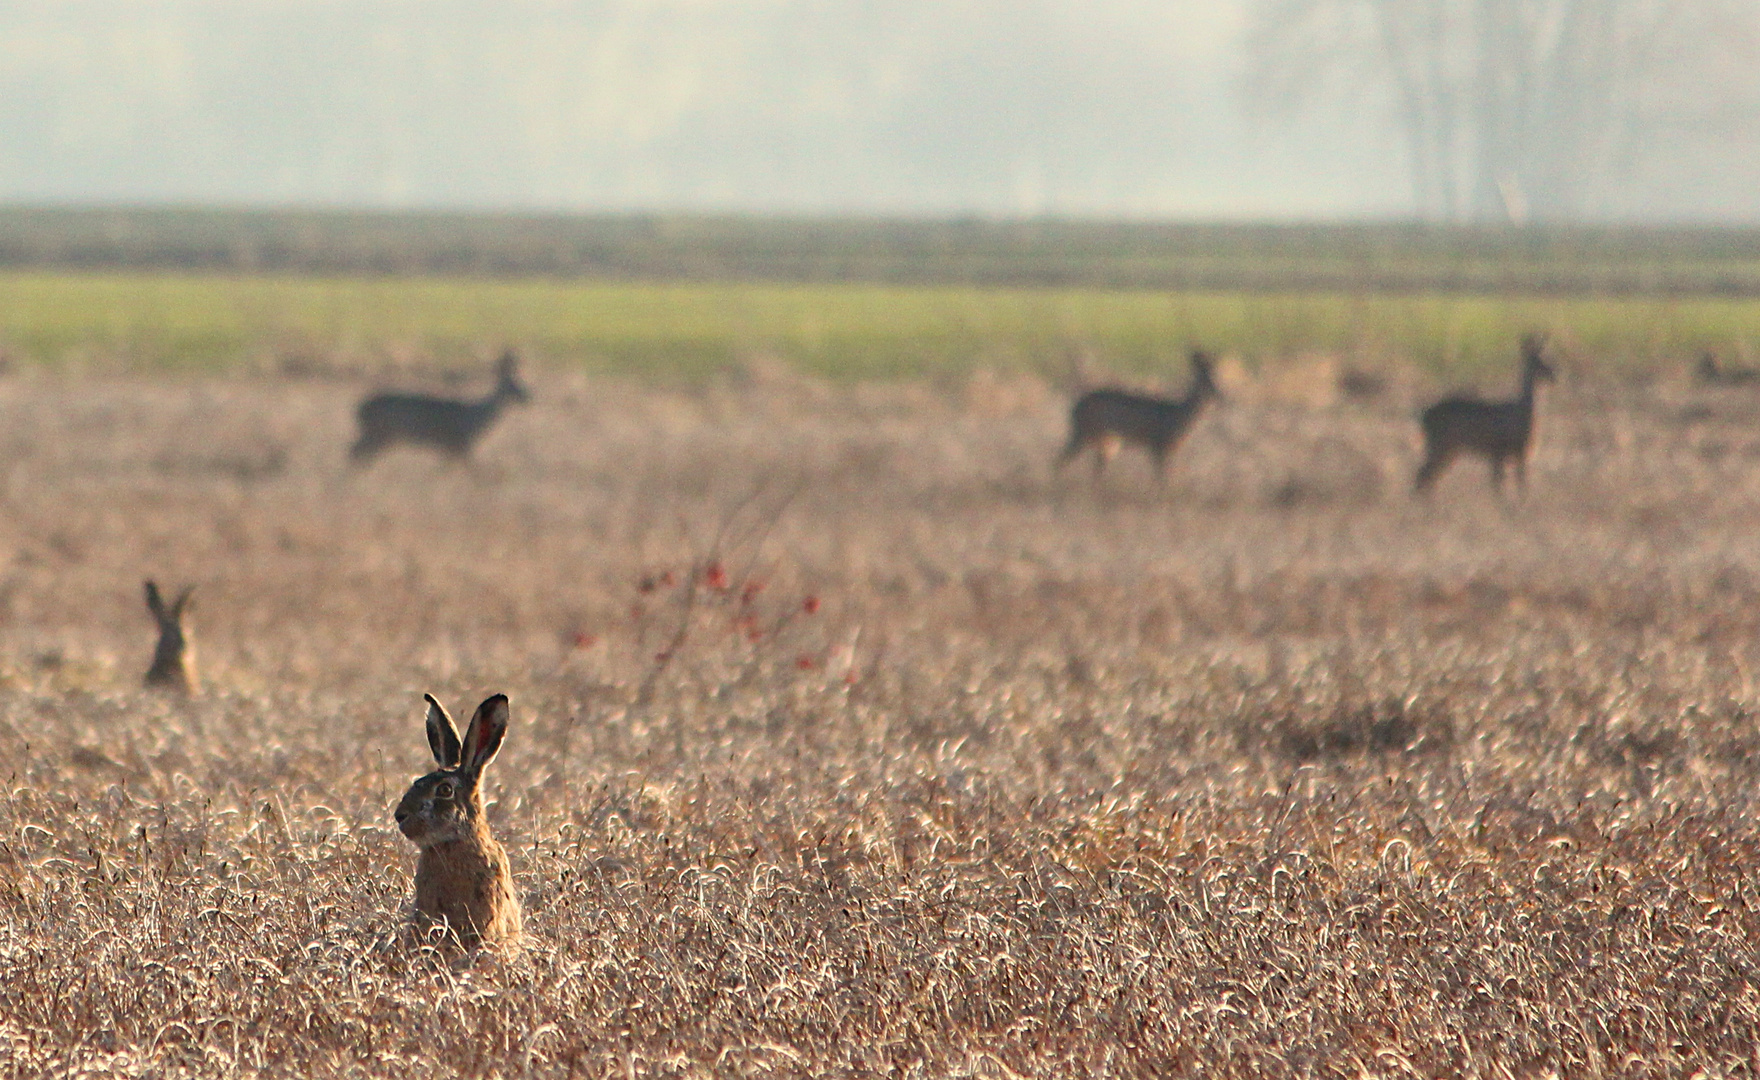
[1055,434,1084,474]
[1413,446,1451,493]
[1151,443,1172,483]
[1093,435,1119,479]
[348,432,386,465]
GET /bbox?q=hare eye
[434,781,455,799]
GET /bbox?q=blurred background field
[5,0,1760,1069]
[1,212,1759,381]
[3,355,1760,1075]
[5,210,1760,1074]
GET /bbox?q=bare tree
[1245,0,1760,221]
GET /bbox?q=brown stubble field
[3,358,1760,1077]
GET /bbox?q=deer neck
[1519,369,1543,410]
[474,385,513,424]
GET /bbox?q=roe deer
[395,693,522,950]
[350,350,530,464]
[1696,352,1760,387]
[1414,335,1556,494]
[143,580,197,694]
[1058,350,1221,480]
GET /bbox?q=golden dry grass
[2,358,1760,1076]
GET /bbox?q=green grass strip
[0,271,1754,380]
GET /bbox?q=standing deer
[1058,350,1221,480]
[1696,352,1760,387]
[143,580,197,694]
[350,350,530,464]
[1414,335,1556,494]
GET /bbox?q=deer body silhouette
[1058,351,1220,480]
[351,351,530,464]
[1414,336,1556,494]
[1697,352,1760,387]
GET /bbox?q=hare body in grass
[351,350,530,464]
[143,580,196,694]
[395,693,522,949]
[1414,335,1556,494]
[1058,350,1220,480]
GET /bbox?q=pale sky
[0,0,1749,220]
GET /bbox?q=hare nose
[394,808,409,822]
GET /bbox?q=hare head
[395,693,522,948]
[143,580,197,694]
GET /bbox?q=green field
[1,271,1756,380]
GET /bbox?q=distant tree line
[1246,0,1760,221]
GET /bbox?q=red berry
[571,631,597,650]
[705,562,729,590]
[795,654,816,670]
[802,595,821,615]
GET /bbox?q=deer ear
[461,694,510,774]
[424,694,462,767]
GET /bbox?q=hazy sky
[0,0,1750,220]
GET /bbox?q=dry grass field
[2,354,1760,1077]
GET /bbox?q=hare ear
[173,586,195,619]
[461,694,510,774]
[424,694,462,768]
[145,580,167,621]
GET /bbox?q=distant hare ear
[424,694,462,768]
[145,580,167,621]
[461,694,510,774]
[173,586,195,619]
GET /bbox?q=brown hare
[1414,335,1556,494]
[350,350,530,464]
[395,693,522,949]
[1058,350,1221,480]
[143,580,197,694]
